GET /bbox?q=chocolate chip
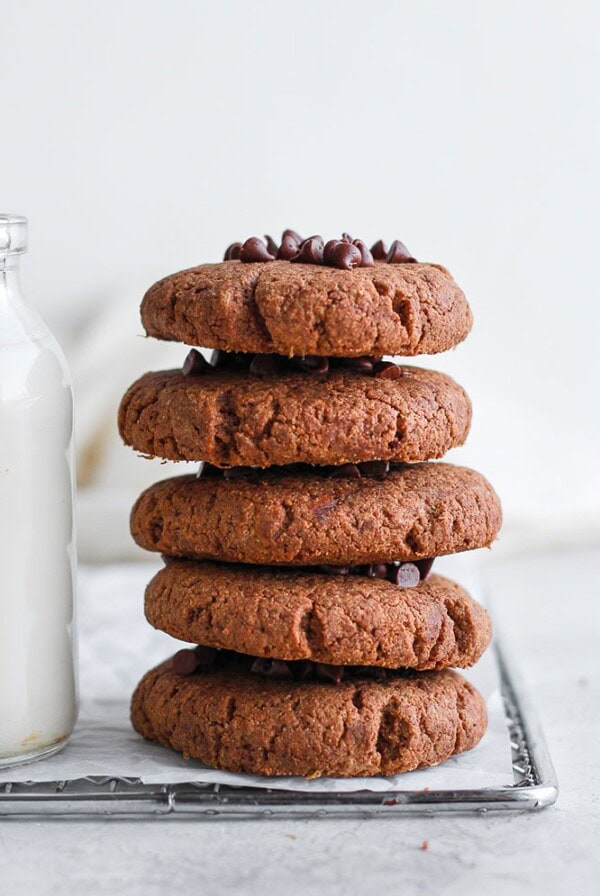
[415,558,435,580]
[223,242,242,261]
[250,658,294,680]
[317,565,351,576]
[212,350,252,369]
[370,240,387,261]
[291,355,329,374]
[210,349,226,368]
[337,356,377,373]
[291,660,313,681]
[386,240,417,263]
[264,235,279,257]
[277,234,301,260]
[323,239,339,264]
[374,360,402,380]
[282,229,303,243]
[198,462,223,478]
[223,467,259,481]
[172,649,199,675]
[358,460,390,479]
[341,232,353,243]
[366,563,390,579]
[310,357,330,374]
[358,666,388,682]
[352,239,375,267]
[182,349,212,376]
[391,563,421,588]
[194,645,218,669]
[240,237,275,263]
[330,463,362,479]
[249,353,280,376]
[291,235,324,265]
[314,663,345,684]
[326,241,362,270]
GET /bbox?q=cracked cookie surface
[118,366,471,467]
[131,660,486,777]
[130,462,502,566]
[145,562,491,670]
[140,260,472,357]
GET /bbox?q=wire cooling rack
[0,642,557,818]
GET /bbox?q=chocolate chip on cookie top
[169,646,388,683]
[224,231,416,269]
[168,645,468,684]
[180,349,416,378]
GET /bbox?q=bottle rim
[0,215,28,256]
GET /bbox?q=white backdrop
[2,0,599,528]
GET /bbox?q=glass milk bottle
[0,215,77,767]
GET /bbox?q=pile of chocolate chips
[171,645,401,684]
[223,230,417,270]
[182,347,408,381]
[315,557,434,586]
[199,459,397,481]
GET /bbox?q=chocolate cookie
[131,659,487,777]
[118,366,471,467]
[145,561,491,670]
[140,261,472,357]
[130,463,502,566]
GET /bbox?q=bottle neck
[0,256,24,308]
[0,254,46,347]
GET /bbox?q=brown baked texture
[140,260,472,357]
[145,562,491,671]
[130,463,502,566]
[131,660,487,777]
[118,365,471,467]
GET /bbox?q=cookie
[130,463,502,566]
[140,261,472,357]
[131,658,486,777]
[118,365,471,467]
[145,561,492,670]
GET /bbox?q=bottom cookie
[131,657,487,778]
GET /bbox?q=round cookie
[118,365,471,467]
[140,260,472,357]
[131,659,487,777]
[145,561,491,671]
[130,463,502,566]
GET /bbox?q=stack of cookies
[119,231,502,778]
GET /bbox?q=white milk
[0,216,77,766]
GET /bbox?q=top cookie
[140,261,472,357]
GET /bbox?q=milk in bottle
[0,215,77,767]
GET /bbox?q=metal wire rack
[0,642,557,818]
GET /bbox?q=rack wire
[0,644,557,818]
